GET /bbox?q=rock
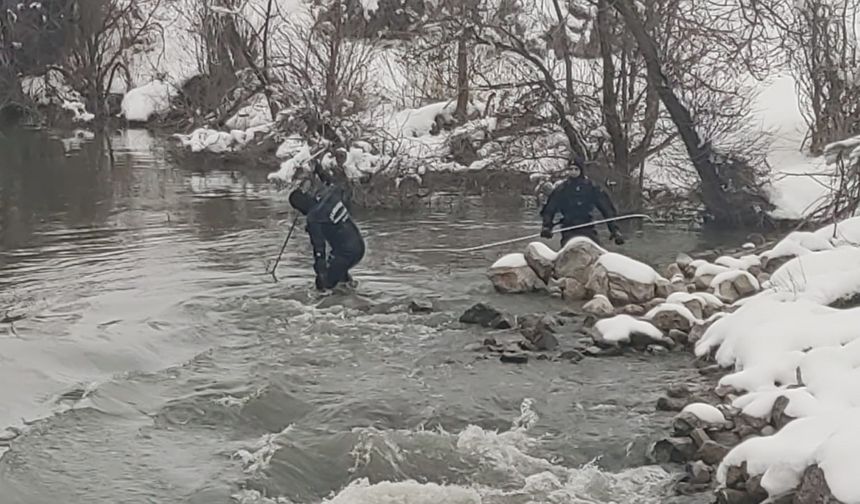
[519,314,560,351]
[675,482,712,496]
[668,329,689,345]
[553,237,605,283]
[725,463,749,489]
[658,396,689,412]
[583,295,615,317]
[649,437,697,464]
[630,330,673,350]
[617,304,646,316]
[760,425,776,436]
[644,297,666,310]
[795,465,841,504]
[559,350,585,363]
[488,254,544,293]
[685,460,712,484]
[771,395,795,430]
[690,428,711,448]
[716,488,762,504]
[687,322,711,345]
[646,344,669,354]
[745,475,769,503]
[560,277,588,301]
[655,277,675,298]
[500,353,529,364]
[756,272,771,287]
[586,257,659,305]
[647,303,695,332]
[667,383,691,398]
[409,299,434,313]
[711,430,742,447]
[696,440,729,465]
[763,493,796,504]
[584,345,624,357]
[546,278,565,297]
[712,271,760,303]
[672,409,729,436]
[676,253,694,271]
[699,364,725,376]
[666,262,684,279]
[525,241,558,283]
[460,303,516,329]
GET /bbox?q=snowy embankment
[484,214,860,501]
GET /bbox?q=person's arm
[312,158,335,185]
[594,186,624,244]
[307,221,328,289]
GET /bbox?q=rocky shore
[460,217,860,503]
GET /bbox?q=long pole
[408,214,651,253]
[269,215,299,281]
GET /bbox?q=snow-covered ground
[690,215,860,502]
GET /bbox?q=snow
[121,80,176,122]
[681,403,727,425]
[526,241,558,262]
[491,253,528,269]
[596,253,662,284]
[594,315,665,344]
[691,292,725,309]
[646,303,699,324]
[268,145,316,183]
[694,262,730,280]
[715,255,761,271]
[769,247,860,305]
[559,236,608,255]
[61,100,94,123]
[710,270,760,291]
[225,95,274,131]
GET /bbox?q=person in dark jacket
[540,156,625,246]
[289,162,365,290]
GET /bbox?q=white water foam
[233,425,295,475]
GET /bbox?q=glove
[540,227,553,239]
[612,232,625,246]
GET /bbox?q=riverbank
[482,215,860,503]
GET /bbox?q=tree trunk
[611,0,741,225]
[455,30,469,121]
[596,0,631,207]
[325,0,343,115]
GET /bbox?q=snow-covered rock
[769,246,860,305]
[646,303,699,333]
[681,403,727,425]
[665,292,706,319]
[583,294,614,317]
[593,314,668,348]
[586,253,662,305]
[487,254,543,294]
[121,80,176,122]
[553,237,606,283]
[711,270,761,303]
[524,242,557,283]
[693,262,731,290]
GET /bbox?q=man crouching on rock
[289,161,365,291]
[540,155,625,247]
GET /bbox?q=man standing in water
[540,156,625,246]
[289,162,365,291]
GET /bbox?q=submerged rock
[649,437,697,464]
[488,253,544,293]
[460,303,516,329]
[518,314,560,351]
[500,353,529,364]
[409,299,434,313]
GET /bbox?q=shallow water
[0,129,730,503]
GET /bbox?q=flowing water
[0,129,736,504]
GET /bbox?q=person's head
[568,155,585,179]
[289,189,315,215]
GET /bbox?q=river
[0,128,735,503]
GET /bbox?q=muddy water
[0,129,733,503]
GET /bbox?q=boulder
[649,437,697,464]
[666,292,706,319]
[770,395,795,430]
[583,294,615,318]
[795,465,842,504]
[666,262,684,279]
[716,489,762,504]
[685,460,713,485]
[676,252,694,272]
[646,303,697,333]
[696,440,729,465]
[593,314,668,349]
[655,277,679,298]
[586,253,661,305]
[460,303,516,329]
[500,353,529,364]
[711,271,760,303]
[525,241,558,283]
[560,277,588,301]
[488,253,544,293]
[694,262,731,290]
[409,299,434,313]
[553,237,606,283]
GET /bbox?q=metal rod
[269,215,299,281]
[407,214,651,253]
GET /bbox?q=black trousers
[322,242,365,289]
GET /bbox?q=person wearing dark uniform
[540,156,625,246]
[289,162,365,290]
